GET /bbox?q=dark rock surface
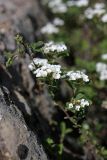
[0,86,48,160]
[0,1,53,159]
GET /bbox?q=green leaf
[15,34,23,44]
[65,128,72,134]
[60,122,66,134]
[58,143,64,155]
[76,93,85,100]
[30,41,44,52]
[46,138,54,145]
[6,56,14,67]
[78,86,96,99]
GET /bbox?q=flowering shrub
[67,98,89,111]
[39,0,107,159]
[27,39,91,156]
[6,0,107,159]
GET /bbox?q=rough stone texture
[0,53,55,144]
[0,1,54,159]
[0,0,47,51]
[0,86,48,160]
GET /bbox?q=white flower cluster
[43,41,67,54]
[40,17,64,35]
[84,3,105,19]
[67,0,89,7]
[68,98,89,111]
[101,14,107,23]
[53,17,64,26]
[101,53,107,60]
[28,58,48,70]
[41,23,59,34]
[28,58,90,82]
[29,58,61,79]
[34,64,61,79]
[48,0,67,13]
[96,62,107,80]
[65,71,89,82]
[96,62,107,73]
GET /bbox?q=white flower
[28,57,62,79]
[28,58,48,71]
[84,3,105,19]
[80,99,89,107]
[66,1,74,7]
[94,8,105,16]
[75,105,81,111]
[96,62,107,80]
[41,23,59,34]
[96,62,107,73]
[48,0,62,8]
[53,73,61,79]
[48,0,67,13]
[29,59,90,82]
[101,53,107,60]
[101,14,107,22]
[52,4,67,13]
[94,3,105,10]
[33,63,61,79]
[53,18,64,26]
[76,0,89,7]
[34,69,48,77]
[67,0,89,7]
[68,103,73,109]
[43,41,67,54]
[33,58,48,66]
[67,98,89,111]
[66,71,89,82]
[81,72,89,82]
[28,63,35,71]
[84,8,95,19]
[100,70,107,80]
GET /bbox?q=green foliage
[6,56,14,67]
[15,34,23,45]
[76,58,96,72]
[46,138,55,147]
[5,0,107,158]
[29,41,44,53]
[46,122,72,157]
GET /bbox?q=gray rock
[0,0,47,51]
[0,86,48,160]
